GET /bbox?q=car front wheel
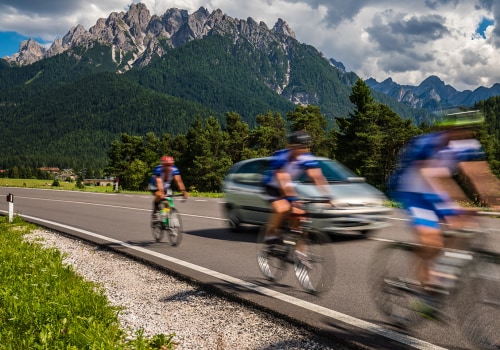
[225,206,241,232]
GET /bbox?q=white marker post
[6,193,14,222]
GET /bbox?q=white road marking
[12,196,227,221]
[1,210,447,350]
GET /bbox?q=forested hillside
[104,80,500,194]
[0,20,433,175]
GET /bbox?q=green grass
[0,216,177,349]
[0,178,224,198]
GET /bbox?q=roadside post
[6,193,14,222]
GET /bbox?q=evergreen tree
[184,117,232,192]
[247,111,287,156]
[336,78,419,188]
[225,112,250,163]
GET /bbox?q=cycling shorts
[263,185,283,202]
[397,191,460,229]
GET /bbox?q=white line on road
[5,211,447,350]
[13,196,227,221]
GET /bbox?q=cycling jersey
[262,149,320,199]
[149,164,181,192]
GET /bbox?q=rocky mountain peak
[7,38,45,65]
[4,2,300,70]
[273,18,296,39]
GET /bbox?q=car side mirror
[347,177,366,183]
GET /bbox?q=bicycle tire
[151,220,165,243]
[369,242,425,328]
[167,207,183,246]
[293,230,335,295]
[460,251,500,349]
[256,225,289,282]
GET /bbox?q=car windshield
[298,159,357,183]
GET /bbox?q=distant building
[83,179,114,186]
[39,167,60,173]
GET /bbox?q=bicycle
[256,197,335,295]
[151,194,185,246]
[369,211,500,349]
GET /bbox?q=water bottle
[160,207,169,226]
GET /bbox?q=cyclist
[149,155,189,222]
[391,110,498,314]
[262,130,333,266]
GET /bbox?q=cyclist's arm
[155,176,165,197]
[275,170,298,199]
[173,174,188,198]
[306,167,333,198]
[419,159,454,194]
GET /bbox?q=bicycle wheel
[256,225,289,282]
[369,242,424,328]
[151,220,165,242]
[293,230,335,295]
[460,252,500,349]
[167,207,183,246]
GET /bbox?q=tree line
[105,79,499,193]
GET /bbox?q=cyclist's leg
[289,206,307,254]
[405,193,444,286]
[415,224,443,285]
[152,190,162,220]
[264,185,289,242]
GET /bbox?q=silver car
[221,157,392,236]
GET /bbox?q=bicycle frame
[257,196,335,294]
[151,194,185,246]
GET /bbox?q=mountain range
[0,3,496,171]
[366,76,500,112]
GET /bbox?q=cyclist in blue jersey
[149,155,188,222]
[262,130,333,263]
[391,111,500,315]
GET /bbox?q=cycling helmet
[160,155,174,165]
[287,130,312,147]
[435,110,484,129]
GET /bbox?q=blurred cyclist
[149,155,189,222]
[261,130,333,265]
[390,110,499,313]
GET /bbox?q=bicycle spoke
[294,231,335,295]
[369,243,425,327]
[151,222,165,242]
[167,208,183,246]
[256,226,288,282]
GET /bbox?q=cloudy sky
[0,0,498,91]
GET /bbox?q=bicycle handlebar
[298,196,332,204]
[161,193,188,203]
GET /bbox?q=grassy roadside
[0,216,176,349]
[0,178,224,198]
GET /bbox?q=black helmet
[287,130,312,146]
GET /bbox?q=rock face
[5,3,297,70]
[366,76,500,111]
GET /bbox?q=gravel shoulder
[27,229,352,350]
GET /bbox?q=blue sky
[1,0,499,91]
[476,17,495,39]
[0,31,51,57]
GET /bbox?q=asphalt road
[1,187,498,350]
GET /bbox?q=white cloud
[0,0,499,91]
